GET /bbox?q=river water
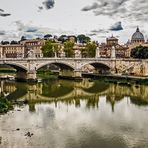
[0,79,148,148]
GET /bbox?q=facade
[99,36,129,58]
[20,39,44,58]
[0,45,24,58]
[0,39,44,58]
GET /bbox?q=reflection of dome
[131,27,145,43]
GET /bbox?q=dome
[131,27,145,43]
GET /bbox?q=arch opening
[82,80,110,94]
[81,62,111,75]
[0,63,27,72]
[37,62,74,71]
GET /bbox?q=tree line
[0,34,91,45]
[42,40,97,58]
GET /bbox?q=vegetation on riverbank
[0,97,13,113]
[83,74,148,85]
[104,77,148,85]
[37,69,58,79]
[0,68,16,73]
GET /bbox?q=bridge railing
[0,57,147,61]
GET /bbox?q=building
[0,44,24,58]
[20,39,44,58]
[128,27,148,55]
[0,39,44,58]
[99,36,129,58]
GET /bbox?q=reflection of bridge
[1,80,148,108]
[0,57,148,81]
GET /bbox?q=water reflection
[0,79,148,112]
[0,79,148,148]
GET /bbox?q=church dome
[131,27,145,43]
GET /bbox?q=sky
[0,0,148,43]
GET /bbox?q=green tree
[44,34,52,39]
[42,40,55,57]
[52,43,61,57]
[77,34,91,44]
[63,41,74,57]
[81,42,97,58]
[58,35,68,43]
[131,45,148,59]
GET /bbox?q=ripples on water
[0,79,148,148]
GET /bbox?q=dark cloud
[91,29,109,34]
[89,22,123,37]
[15,21,25,31]
[82,0,148,22]
[0,9,11,17]
[15,21,38,33]
[0,9,4,12]
[87,33,97,36]
[93,0,128,16]
[0,13,11,17]
[42,0,55,10]
[13,20,73,41]
[109,21,123,31]
[81,2,99,11]
[38,6,43,11]
[26,27,38,33]
[0,30,6,35]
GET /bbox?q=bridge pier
[59,70,82,80]
[16,70,37,82]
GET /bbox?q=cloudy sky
[0,0,148,43]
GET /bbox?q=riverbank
[0,69,148,85]
[82,74,148,85]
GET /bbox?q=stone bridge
[0,57,148,81]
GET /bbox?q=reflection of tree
[29,103,36,112]
[86,96,99,109]
[106,95,124,112]
[130,97,148,106]
[75,99,80,107]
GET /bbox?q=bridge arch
[80,62,111,74]
[0,62,27,72]
[82,80,110,94]
[36,61,75,71]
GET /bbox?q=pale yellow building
[20,39,45,58]
[0,44,24,58]
[0,39,45,58]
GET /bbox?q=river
[0,79,148,148]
